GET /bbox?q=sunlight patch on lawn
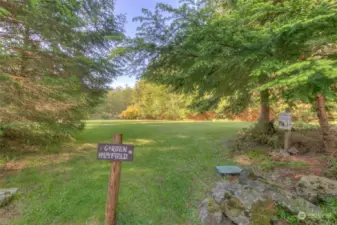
[150,146,184,152]
[176,135,190,139]
[132,138,155,145]
[76,143,96,151]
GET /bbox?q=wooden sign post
[278,109,292,150]
[97,134,134,225]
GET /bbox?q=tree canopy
[119,0,336,104]
[115,0,337,151]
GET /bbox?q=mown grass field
[1,120,249,225]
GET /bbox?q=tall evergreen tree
[0,0,124,150]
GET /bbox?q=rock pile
[198,169,337,225]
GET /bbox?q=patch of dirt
[262,160,327,191]
[233,155,252,166]
[291,126,337,154]
[230,125,337,192]
[288,155,328,175]
[0,202,21,225]
[234,152,331,191]
[290,130,325,154]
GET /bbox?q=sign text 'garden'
[97,144,134,161]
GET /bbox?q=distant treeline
[92,80,331,122]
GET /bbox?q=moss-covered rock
[221,182,264,225]
[296,175,337,202]
[208,197,221,213]
[225,197,245,217]
[199,198,232,225]
[251,198,277,225]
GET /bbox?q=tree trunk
[256,89,272,134]
[315,93,331,153]
[20,24,30,76]
[259,89,270,123]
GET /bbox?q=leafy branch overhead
[117,0,337,112]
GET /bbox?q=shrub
[120,106,140,119]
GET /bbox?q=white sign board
[279,112,292,130]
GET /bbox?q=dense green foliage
[92,86,133,119]
[123,80,192,119]
[0,0,123,151]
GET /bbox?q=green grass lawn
[1,120,249,225]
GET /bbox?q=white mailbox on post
[279,112,292,130]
